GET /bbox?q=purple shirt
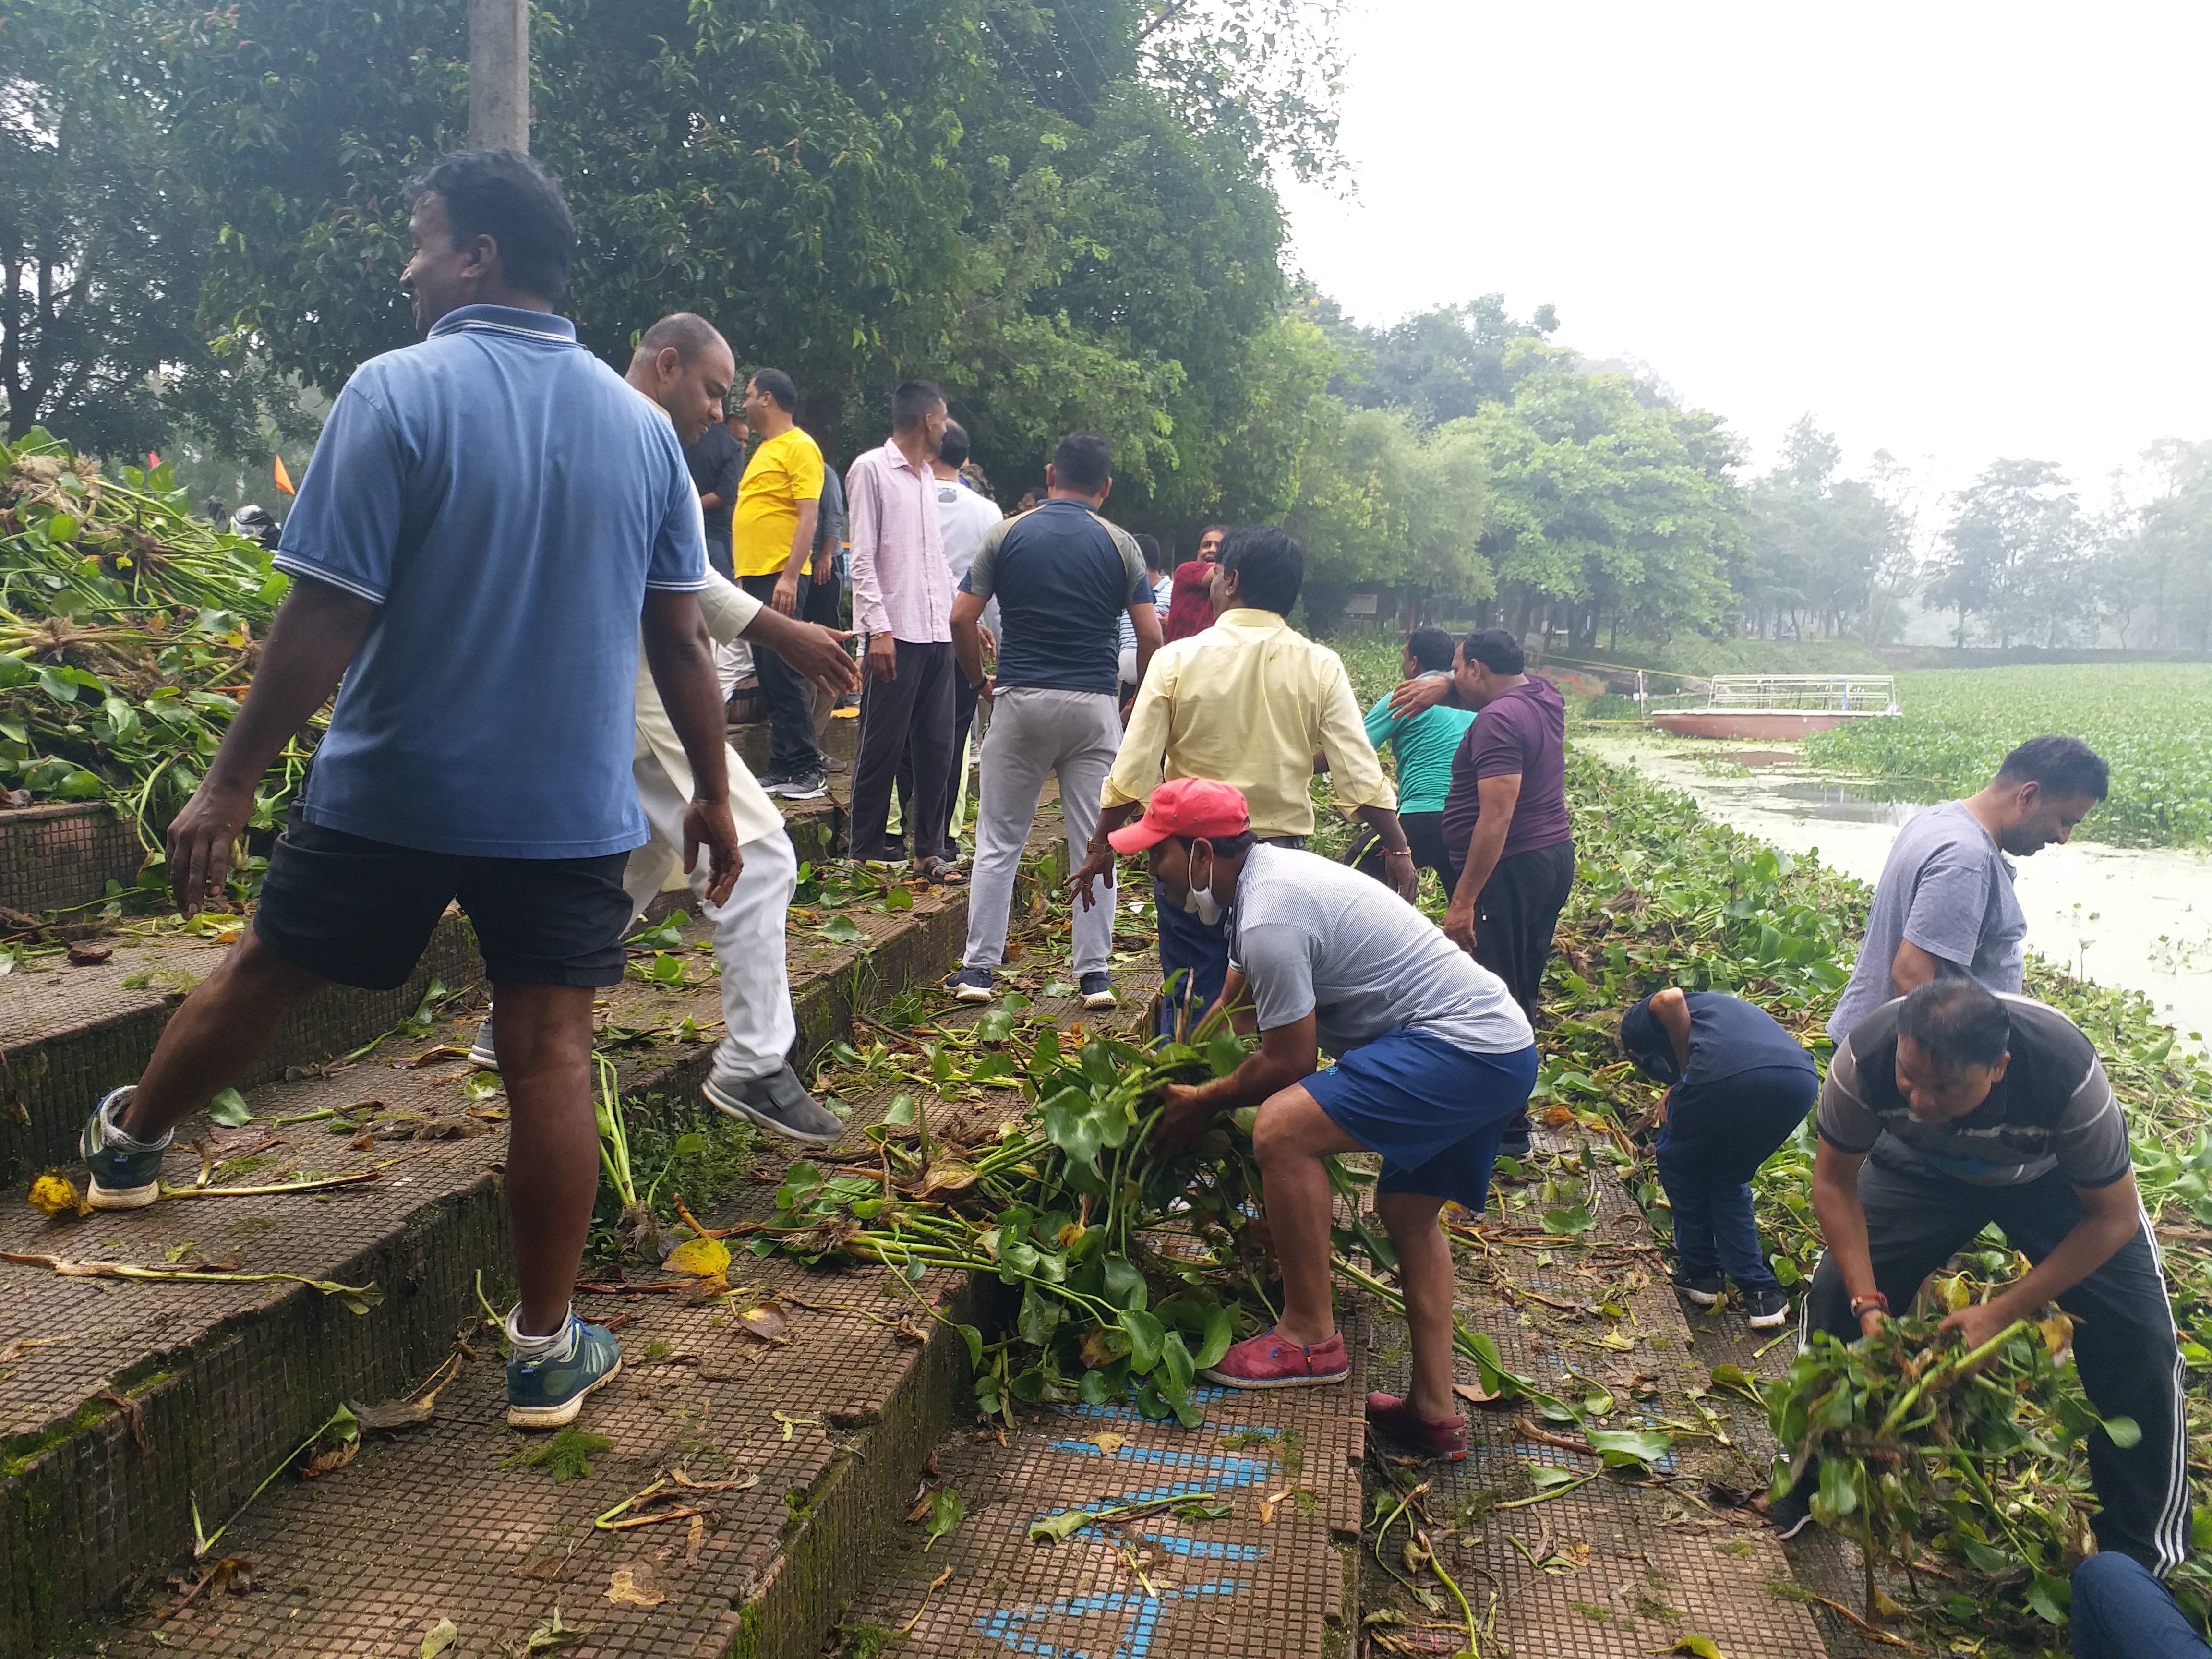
[1440,676,1572,870]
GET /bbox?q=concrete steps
[0,792,1010,1658]
[37,978,1153,1659]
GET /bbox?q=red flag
[273,454,296,495]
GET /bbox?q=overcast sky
[1280,1,2212,506]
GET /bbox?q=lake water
[1576,731,2212,1048]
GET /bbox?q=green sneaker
[506,1314,623,1429]
[81,1087,170,1211]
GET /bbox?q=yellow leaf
[1093,1432,1125,1456]
[663,1236,732,1280]
[28,1173,88,1218]
[419,1617,458,1659]
[606,1567,664,1607]
[2039,1311,2077,1359]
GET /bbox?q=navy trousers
[1654,1063,1817,1292]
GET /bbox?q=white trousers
[961,687,1119,975]
[628,751,798,1082]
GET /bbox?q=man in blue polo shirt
[944,432,1163,1009]
[75,150,739,1431]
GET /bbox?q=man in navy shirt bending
[77,150,738,1431]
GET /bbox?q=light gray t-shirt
[1227,846,1533,1057]
[1828,800,2027,1043]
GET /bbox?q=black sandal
[915,855,966,886]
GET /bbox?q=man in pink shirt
[845,380,961,880]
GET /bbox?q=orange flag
[273,454,296,495]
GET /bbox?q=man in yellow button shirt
[732,367,830,799]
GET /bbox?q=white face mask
[1181,848,1223,926]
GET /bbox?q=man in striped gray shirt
[1780,978,2188,1577]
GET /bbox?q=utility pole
[468,0,529,152]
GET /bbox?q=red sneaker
[1366,1392,1468,1460]
[1200,1328,1350,1389]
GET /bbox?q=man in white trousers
[473,313,859,1142]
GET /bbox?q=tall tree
[0,0,300,457]
[1923,458,2087,648]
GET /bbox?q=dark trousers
[1154,835,1304,1037]
[2071,1553,2212,1658]
[851,639,956,862]
[1455,837,1574,1025]
[897,672,978,850]
[739,574,826,776]
[1356,810,1453,894]
[1654,1064,1817,1291]
[1805,1155,2190,1575]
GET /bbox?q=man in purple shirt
[845,380,960,881]
[1395,628,1573,1155]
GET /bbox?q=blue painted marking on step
[976,1580,1244,1659]
[1129,1532,1265,1562]
[1046,1443,1274,1484]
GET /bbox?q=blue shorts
[1306,1030,1539,1212]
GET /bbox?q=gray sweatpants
[962,687,1120,975]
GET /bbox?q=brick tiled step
[1357,1130,1829,1658]
[0,795,841,1190]
[0,792,1004,1659]
[47,977,1158,1659]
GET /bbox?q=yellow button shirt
[731,426,825,578]
[1102,608,1395,840]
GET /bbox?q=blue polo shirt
[958,500,1151,695]
[274,305,705,858]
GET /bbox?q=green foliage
[500,1425,614,1482]
[0,429,308,855]
[0,0,307,456]
[1804,663,2212,847]
[1923,458,2091,649]
[1739,417,1918,646]
[586,1089,757,1266]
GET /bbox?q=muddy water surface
[1577,731,2212,1049]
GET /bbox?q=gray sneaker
[703,1065,842,1144]
[467,1013,499,1071]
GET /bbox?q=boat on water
[1647,674,1899,741]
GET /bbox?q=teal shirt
[1363,677,1476,816]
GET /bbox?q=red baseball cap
[1108,777,1252,853]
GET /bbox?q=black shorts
[253,819,635,991]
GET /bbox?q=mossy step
[0,799,1028,1659]
[35,882,1115,1659]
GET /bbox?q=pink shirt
[845,437,952,642]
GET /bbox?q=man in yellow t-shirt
[732,367,830,796]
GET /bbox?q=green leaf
[1016,1283,1065,1346]
[1120,1308,1166,1373]
[1205,1031,1247,1078]
[1159,1330,1196,1396]
[1100,1255,1148,1312]
[817,914,865,945]
[1527,1463,1584,1491]
[1028,1506,1096,1544]
[2025,1569,2071,1625]
[207,1088,253,1127]
[956,1323,984,1370]
[882,1093,918,1128]
[1542,1204,1595,1235]
[1584,1427,1671,1469]
[921,1486,964,1551]
[2101,1414,2142,1449]
[882,883,914,912]
[1195,1303,1233,1370]
[975,1008,1017,1043]
[1813,1454,1858,1523]
[420,1617,459,1659]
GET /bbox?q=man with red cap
[1114,778,1537,1458]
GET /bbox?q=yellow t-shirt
[731,426,825,577]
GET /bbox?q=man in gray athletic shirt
[1827,735,2108,1043]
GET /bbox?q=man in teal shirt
[1353,628,1472,895]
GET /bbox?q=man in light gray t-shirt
[1114,778,1534,1459]
[1827,735,2111,1044]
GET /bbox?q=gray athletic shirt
[1817,994,2127,1187]
[1227,846,1533,1057]
[1827,800,2027,1042]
